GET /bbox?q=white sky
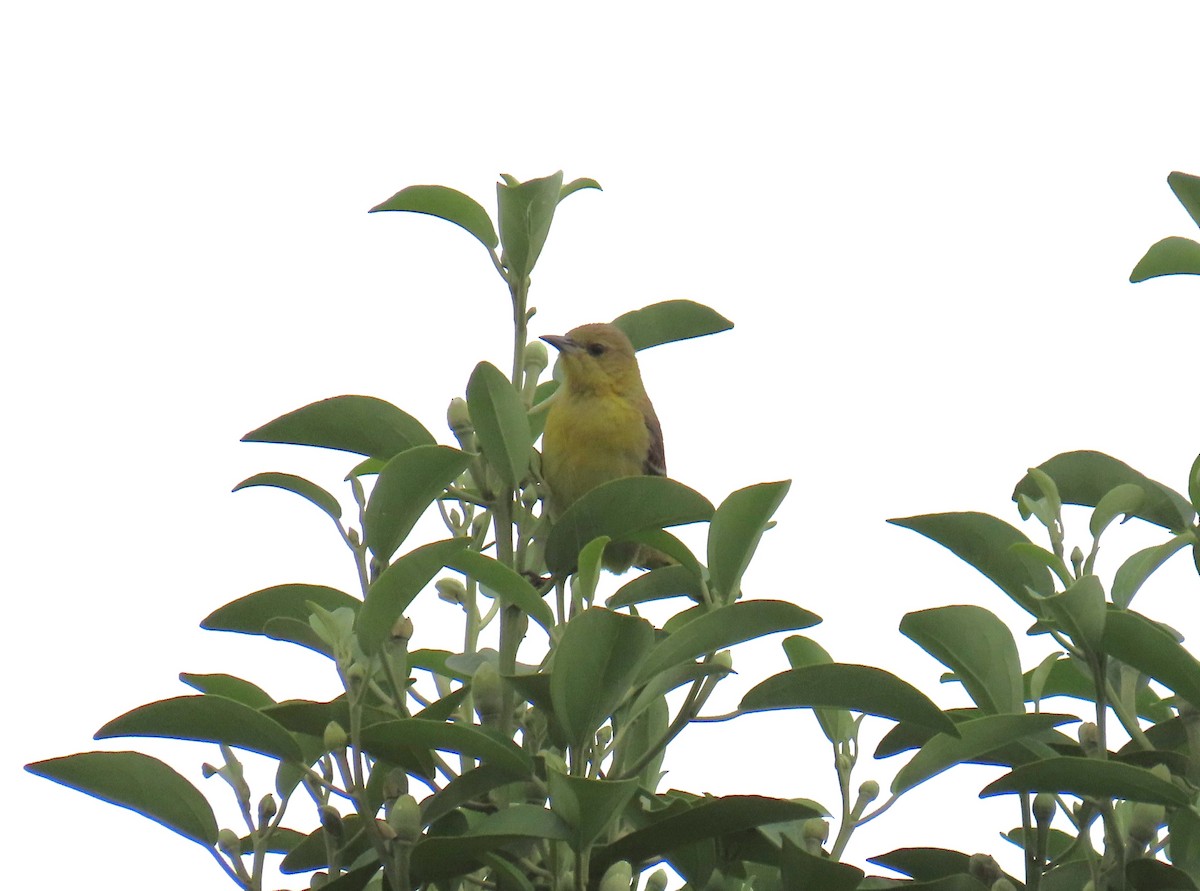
[6,3,1200,888]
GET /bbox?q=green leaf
[359,719,532,779]
[1131,236,1200,282]
[410,807,572,884]
[550,608,654,748]
[1090,483,1146,540]
[467,361,533,487]
[369,184,499,251]
[1041,575,1107,654]
[1126,858,1200,890]
[545,476,714,574]
[446,549,555,634]
[740,664,957,736]
[782,636,853,745]
[364,445,473,562]
[1102,608,1200,709]
[232,472,342,522]
[280,813,375,874]
[635,600,820,686]
[891,713,1080,796]
[178,673,274,709]
[202,584,360,654]
[26,751,218,846]
[900,605,1023,714]
[1113,534,1194,608]
[595,796,822,871]
[868,848,972,882]
[781,836,863,891]
[1012,452,1195,533]
[707,481,790,602]
[1023,655,1171,723]
[574,536,610,606]
[1190,452,1200,512]
[607,564,703,608]
[95,695,304,762]
[560,177,602,202]
[357,538,470,655]
[1168,806,1200,877]
[1170,171,1200,228]
[611,300,735,351]
[421,763,516,826]
[497,171,563,282]
[889,512,1053,614]
[547,771,640,850]
[242,395,435,461]
[980,756,1189,805]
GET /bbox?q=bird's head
[540,322,642,395]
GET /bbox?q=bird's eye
[587,343,607,357]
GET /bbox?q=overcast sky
[6,3,1200,888]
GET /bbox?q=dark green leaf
[357,538,470,655]
[261,617,332,657]
[868,847,972,881]
[1012,452,1195,533]
[607,563,703,608]
[316,862,379,891]
[1090,483,1146,540]
[446,549,554,633]
[707,481,790,602]
[370,184,499,251]
[980,756,1189,805]
[1126,858,1200,890]
[26,751,218,847]
[900,605,1023,714]
[636,600,820,686]
[364,445,472,562]
[550,608,654,748]
[1113,534,1195,609]
[421,763,516,825]
[467,361,533,488]
[612,300,735,351]
[780,836,863,891]
[1131,236,1200,282]
[741,664,957,736]
[1190,452,1200,512]
[782,636,853,745]
[1102,608,1200,710]
[233,472,342,521]
[242,395,435,460]
[1170,171,1200,228]
[202,584,360,646]
[359,719,532,780]
[95,695,304,762]
[280,813,374,873]
[1168,806,1200,876]
[891,713,1079,795]
[178,673,274,709]
[547,771,640,850]
[596,796,821,871]
[545,476,714,574]
[497,171,563,282]
[889,512,1052,613]
[1041,575,1107,654]
[411,807,572,883]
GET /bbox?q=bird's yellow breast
[541,391,651,515]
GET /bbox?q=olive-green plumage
[540,323,668,573]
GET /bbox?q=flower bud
[523,340,549,379]
[387,794,422,844]
[1128,801,1165,847]
[1033,792,1055,825]
[323,721,348,752]
[968,854,1002,885]
[319,805,344,839]
[447,397,473,438]
[520,483,539,510]
[858,779,880,803]
[217,828,242,859]
[711,650,734,672]
[344,663,367,689]
[1077,722,1101,756]
[436,578,467,606]
[473,662,505,725]
[257,793,277,825]
[382,767,408,802]
[596,725,613,749]
[391,615,414,644]
[1070,546,1084,576]
[597,860,632,891]
[201,763,218,778]
[311,872,329,889]
[801,818,828,853]
[376,818,397,841]
[644,869,669,891]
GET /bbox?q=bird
[539,322,670,573]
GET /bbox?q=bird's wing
[643,405,667,477]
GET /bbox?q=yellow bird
[539,322,669,573]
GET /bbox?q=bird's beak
[540,334,577,353]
